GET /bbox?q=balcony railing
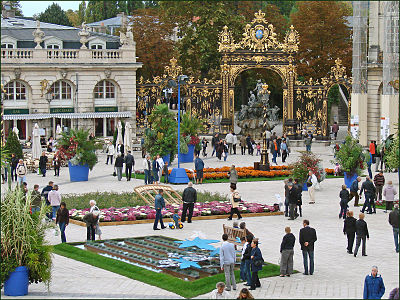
[47,50,79,59]
[1,49,33,59]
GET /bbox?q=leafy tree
[77,1,87,24]
[264,1,295,17]
[66,9,80,27]
[290,1,352,79]
[37,3,72,26]
[385,134,399,171]
[1,1,23,16]
[85,1,119,23]
[5,131,23,160]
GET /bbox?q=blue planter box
[179,144,195,163]
[162,154,170,165]
[4,266,29,296]
[68,161,89,182]
[302,182,308,191]
[344,171,358,188]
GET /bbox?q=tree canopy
[37,3,72,26]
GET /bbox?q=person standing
[306,170,318,204]
[388,204,399,253]
[367,150,373,179]
[202,137,208,157]
[124,150,135,181]
[276,136,282,157]
[360,177,376,214]
[153,189,166,230]
[249,239,263,290]
[194,154,204,184]
[83,210,99,241]
[143,155,151,184]
[30,184,42,214]
[156,155,164,182]
[228,184,242,220]
[343,210,357,254]
[106,141,115,165]
[232,133,238,155]
[265,130,271,150]
[283,179,290,217]
[241,234,253,286]
[294,179,303,217]
[16,159,27,186]
[228,165,238,186]
[116,141,124,158]
[48,184,61,221]
[280,226,295,277]
[383,180,397,212]
[152,156,160,183]
[331,122,339,140]
[304,132,312,152]
[373,171,385,201]
[211,133,220,157]
[226,131,234,155]
[10,153,18,182]
[223,140,229,162]
[114,153,124,181]
[270,139,278,165]
[363,266,385,299]
[369,141,376,164]
[162,162,169,183]
[56,202,69,243]
[288,183,298,220]
[39,151,48,177]
[41,181,53,218]
[220,233,237,291]
[339,185,350,219]
[299,219,317,275]
[209,282,230,299]
[246,134,252,155]
[181,182,197,223]
[349,177,362,206]
[354,213,369,257]
[281,139,288,163]
[53,155,60,177]
[240,135,247,155]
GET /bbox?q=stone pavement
[2,144,399,299]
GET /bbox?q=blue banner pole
[177,80,181,168]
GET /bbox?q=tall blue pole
[177,80,181,168]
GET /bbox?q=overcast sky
[20,1,81,17]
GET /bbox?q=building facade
[1,9,142,140]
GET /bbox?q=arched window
[4,80,27,101]
[94,80,115,99]
[49,80,73,100]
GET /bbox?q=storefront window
[50,80,72,100]
[17,120,26,139]
[106,118,115,136]
[95,118,103,136]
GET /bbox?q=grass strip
[53,243,281,298]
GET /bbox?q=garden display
[80,236,230,281]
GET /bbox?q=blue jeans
[31,207,40,214]
[361,193,373,213]
[144,169,150,184]
[339,204,348,219]
[272,152,277,163]
[306,145,311,152]
[212,145,216,156]
[17,176,26,185]
[52,205,60,220]
[224,153,228,161]
[393,227,399,252]
[59,222,66,243]
[244,259,252,285]
[153,209,164,230]
[302,249,314,275]
[367,166,372,179]
[40,167,46,176]
[240,260,246,281]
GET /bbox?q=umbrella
[124,122,132,155]
[56,125,62,140]
[115,121,123,148]
[32,123,42,159]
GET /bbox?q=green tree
[37,3,72,26]
[66,9,80,27]
[1,1,23,16]
[85,1,119,23]
[5,131,23,160]
[264,1,295,17]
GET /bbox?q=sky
[20,1,81,17]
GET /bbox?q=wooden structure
[223,224,246,246]
[134,184,182,205]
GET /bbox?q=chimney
[99,22,107,34]
[2,1,16,18]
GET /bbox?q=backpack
[17,164,26,175]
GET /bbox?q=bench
[223,224,246,246]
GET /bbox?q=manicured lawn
[53,242,283,298]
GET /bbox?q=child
[163,162,169,183]
[334,163,340,176]
[172,208,182,229]
[202,138,208,157]
[256,143,261,156]
[339,184,349,219]
[233,221,239,228]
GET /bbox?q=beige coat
[230,191,241,208]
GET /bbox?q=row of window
[3,80,116,101]
[1,43,105,50]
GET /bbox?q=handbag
[233,197,241,203]
[254,258,264,267]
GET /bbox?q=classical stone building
[1,8,141,140]
[351,1,399,146]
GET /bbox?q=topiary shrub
[332,135,365,176]
[5,131,23,159]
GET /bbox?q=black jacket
[340,189,350,203]
[56,208,69,225]
[39,155,48,168]
[116,144,124,156]
[294,183,303,205]
[182,187,197,203]
[41,185,53,202]
[280,233,296,252]
[299,226,317,251]
[288,188,297,204]
[360,180,376,196]
[83,213,98,226]
[389,209,399,229]
[242,243,252,260]
[11,156,19,168]
[124,154,135,166]
[343,216,357,234]
[356,219,369,238]
[115,156,124,168]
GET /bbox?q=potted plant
[179,113,203,163]
[144,104,177,163]
[290,151,325,191]
[1,189,53,296]
[385,134,399,172]
[332,135,365,187]
[56,129,101,182]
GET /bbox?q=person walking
[383,181,397,212]
[331,122,339,140]
[369,141,376,164]
[363,266,385,299]
[16,159,27,186]
[53,155,60,177]
[288,183,298,220]
[56,202,69,243]
[116,141,124,158]
[246,134,252,155]
[39,151,48,177]
[41,181,53,219]
[48,184,61,221]
[220,233,237,291]
[143,155,151,184]
[349,177,362,206]
[30,184,42,214]
[388,204,399,253]
[367,150,373,179]
[373,171,385,201]
[228,184,242,220]
[281,139,288,163]
[124,150,135,181]
[209,282,230,299]
[232,133,238,155]
[194,154,204,184]
[156,155,164,182]
[299,219,317,275]
[241,234,253,287]
[152,156,160,184]
[240,135,247,155]
[223,140,229,161]
[304,132,312,152]
[249,238,263,290]
[270,139,278,165]
[106,141,115,165]
[354,213,369,257]
[294,178,303,217]
[181,182,197,223]
[114,153,124,181]
[211,133,220,157]
[276,136,282,157]
[10,153,18,182]
[83,210,99,241]
[306,170,318,204]
[202,137,208,157]
[280,226,295,277]
[228,165,238,186]
[343,210,357,254]
[360,177,376,214]
[153,189,166,230]
[339,184,350,219]
[226,131,234,155]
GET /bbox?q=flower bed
[69,201,277,223]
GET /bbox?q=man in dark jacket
[241,235,253,286]
[114,153,124,181]
[280,226,295,276]
[10,153,19,182]
[211,133,220,156]
[373,171,385,201]
[360,177,376,214]
[153,189,166,230]
[83,210,99,241]
[343,210,357,254]
[363,266,385,299]
[288,183,298,220]
[246,134,252,155]
[294,178,303,217]
[31,184,42,214]
[339,185,350,219]
[39,151,48,177]
[354,213,369,257]
[41,181,53,219]
[181,182,197,223]
[194,155,204,184]
[299,219,317,275]
[124,151,135,181]
[388,204,399,253]
[349,177,362,206]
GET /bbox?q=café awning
[3,111,132,120]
